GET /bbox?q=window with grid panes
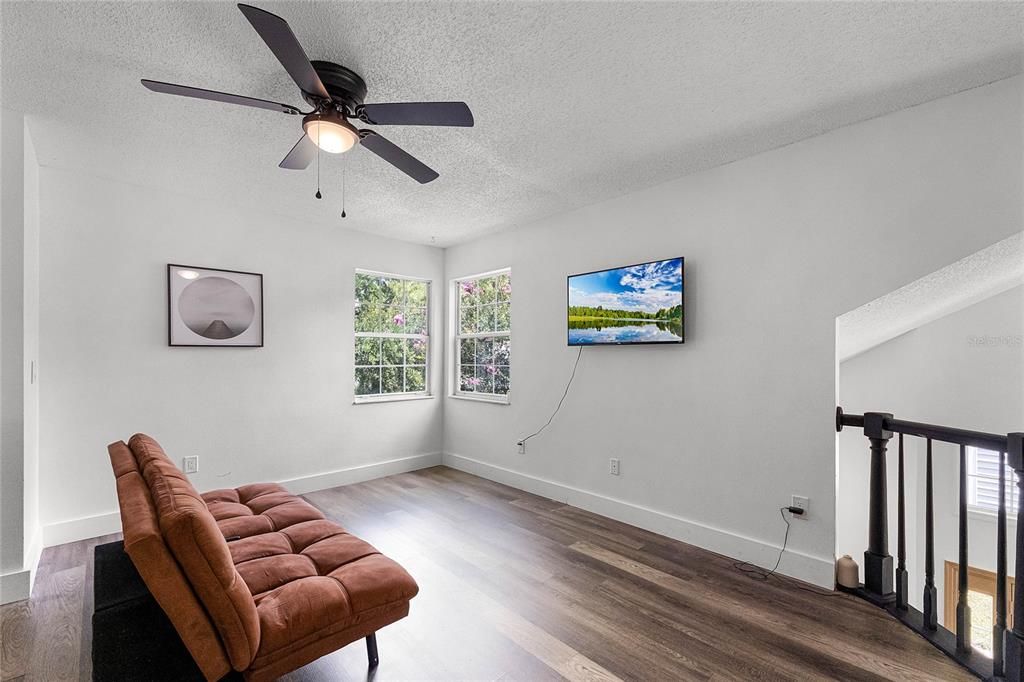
[454,270,511,400]
[354,271,430,400]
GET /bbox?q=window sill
[353,394,434,405]
[448,393,510,405]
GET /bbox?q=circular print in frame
[178,276,255,340]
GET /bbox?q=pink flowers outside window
[485,364,498,376]
[393,312,405,326]
[461,280,479,295]
[500,282,512,295]
[465,376,482,387]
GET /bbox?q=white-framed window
[967,446,1019,515]
[354,270,430,402]
[452,269,511,402]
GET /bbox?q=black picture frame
[566,256,684,346]
[167,264,264,347]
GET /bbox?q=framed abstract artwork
[167,264,263,347]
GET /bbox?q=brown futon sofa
[107,434,418,681]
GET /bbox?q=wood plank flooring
[1,466,970,681]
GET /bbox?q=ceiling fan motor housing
[307,61,368,113]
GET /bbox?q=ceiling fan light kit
[303,113,359,154]
[140,3,473,186]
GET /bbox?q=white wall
[838,285,1024,620]
[1,108,27,584]
[36,165,446,544]
[1,108,41,604]
[442,77,1023,587]
[22,116,40,580]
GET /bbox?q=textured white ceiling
[838,232,1024,362]
[2,2,1021,246]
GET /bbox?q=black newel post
[863,412,895,603]
[1003,433,1024,682]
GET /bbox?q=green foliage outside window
[354,273,429,398]
[456,271,510,396]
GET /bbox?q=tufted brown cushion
[201,489,419,679]
[202,483,325,539]
[108,442,232,681]
[111,434,419,681]
[129,434,261,671]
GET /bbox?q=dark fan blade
[359,102,474,127]
[359,131,439,184]
[141,79,301,115]
[279,134,316,170]
[237,4,330,100]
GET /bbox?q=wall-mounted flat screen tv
[567,257,684,346]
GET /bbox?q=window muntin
[354,272,430,400]
[967,446,1019,515]
[454,270,511,399]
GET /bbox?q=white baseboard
[443,452,835,589]
[0,569,32,604]
[281,452,443,494]
[24,525,42,590]
[40,452,444,548]
[43,510,122,548]
[0,526,43,604]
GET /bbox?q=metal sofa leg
[366,633,379,668]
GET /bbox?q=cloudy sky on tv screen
[568,258,683,345]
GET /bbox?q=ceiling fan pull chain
[314,125,322,199]
[341,158,347,218]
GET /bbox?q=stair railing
[836,407,1024,680]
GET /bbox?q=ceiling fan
[141,3,473,184]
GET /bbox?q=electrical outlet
[791,495,809,517]
[517,441,526,454]
[183,456,199,474]
[609,458,620,476]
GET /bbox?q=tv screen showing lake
[568,257,683,346]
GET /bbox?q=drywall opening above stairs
[837,231,1024,362]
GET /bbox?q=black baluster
[995,449,1007,678]
[1003,433,1024,682]
[896,433,908,609]
[956,444,971,653]
[923,438,937,630]
[863,412,895,603]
